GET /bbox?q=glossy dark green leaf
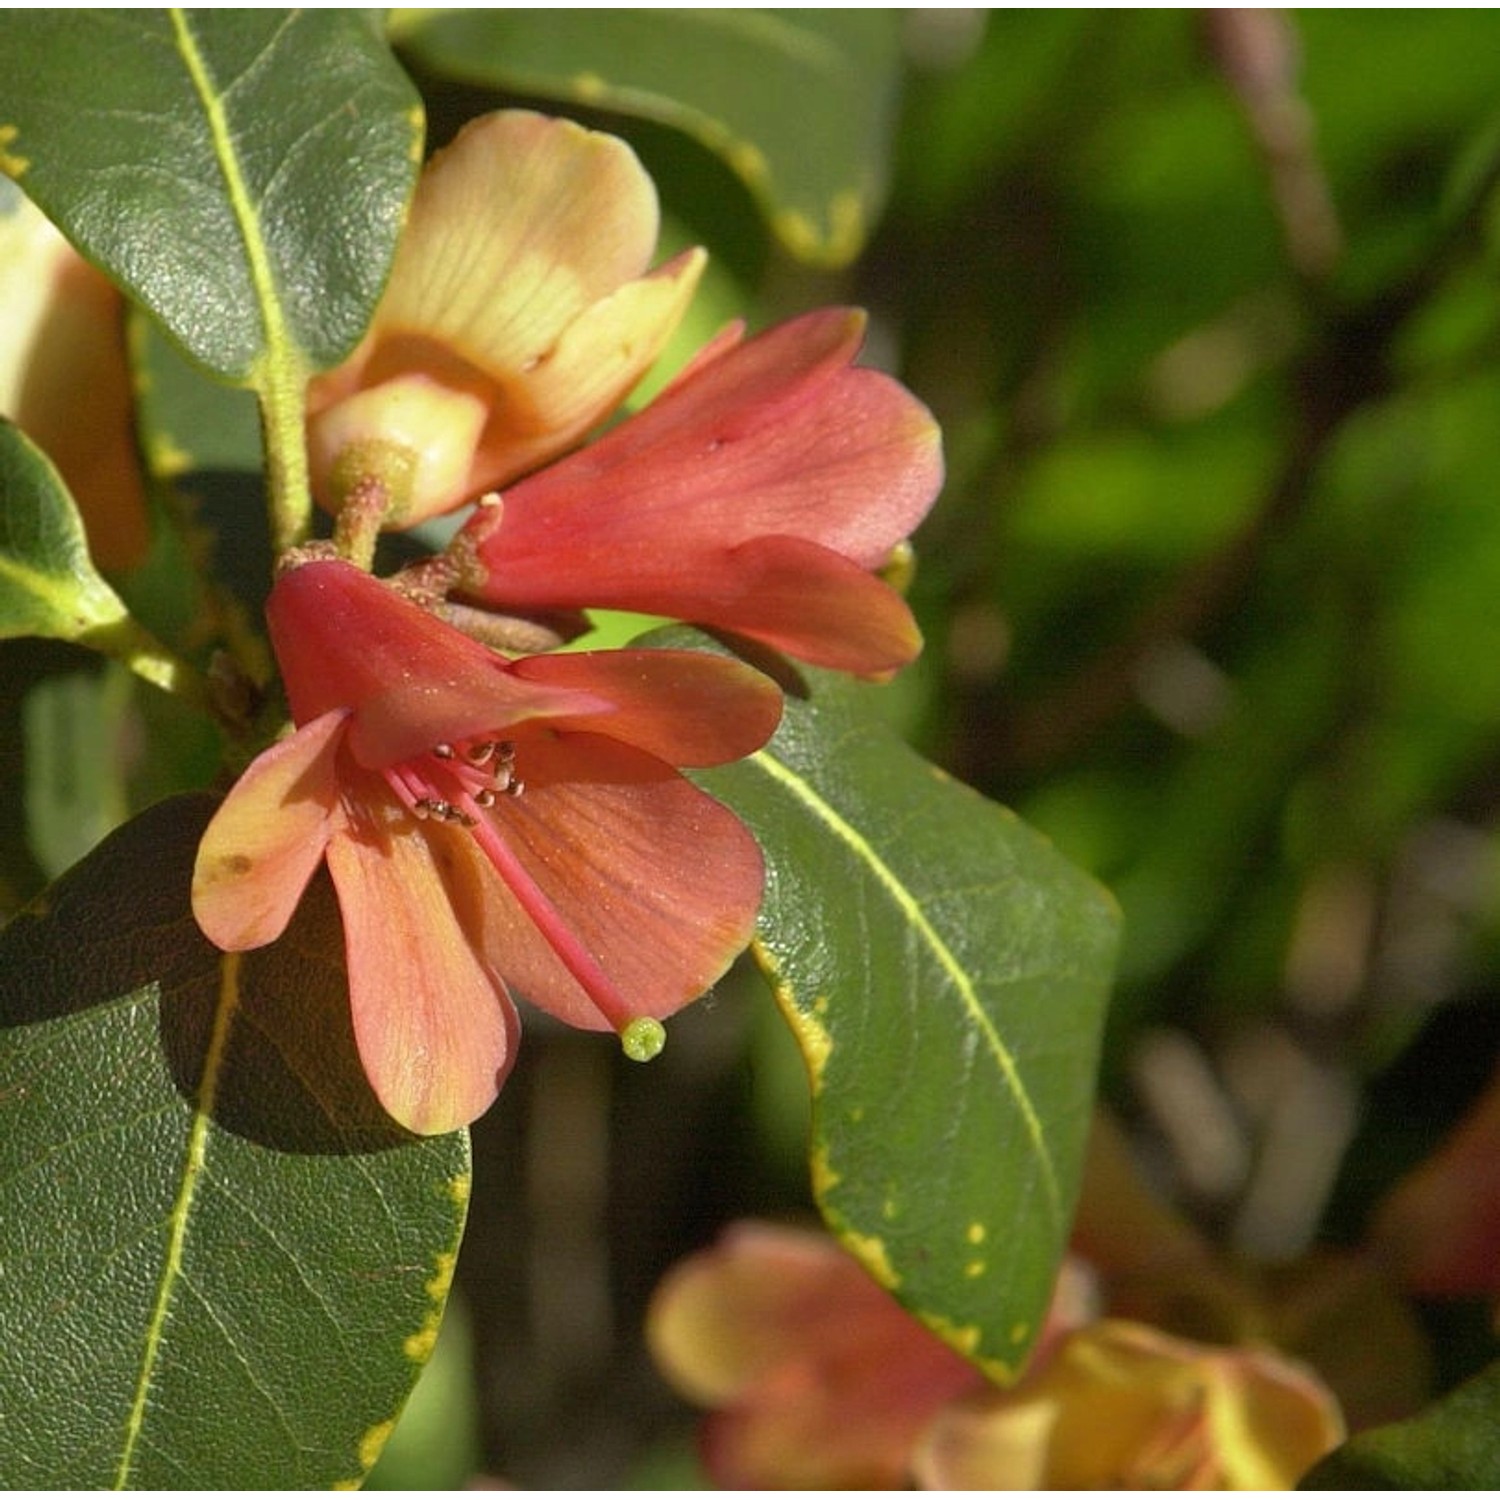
[0,794,469,1488]
[394,8,902,265]
[1301,1359,1500,1488]
[0,9,420,380]
[686,645,1119,1380]
[0,418,135,643]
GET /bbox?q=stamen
[466,813,640,1033]
[433,743,455,760]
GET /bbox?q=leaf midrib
[113,953,241,1489]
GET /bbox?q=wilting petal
[467,734,763,1032]
[463,307,941,670]
[191,710,345,950]
[648,1221,983,1489]
[327,780,519,1134]
[509,648,782,765]
[912,1320,1344,1491]
[267,559,609,763]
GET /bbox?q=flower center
[384,737,522,825]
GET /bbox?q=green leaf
[0,418,135,643]
[690,651,1120,1379]
[0,794,469,1488]
[1301,1359,1500,1488]
[393,8,903,266]
[0,8,420,381]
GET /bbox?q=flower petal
[466,733,763,1032]
[380,110,664,379]
[508,648,782,765]
[647,1221,982,1489]
[326,781,519,1134]
[0,198,149,572]
[267,559,609,764]
[191,709,345,950]
[308,110,701,514]
[467,247,704,492]
[911,1320,1344,1491]
[464,306,941,667]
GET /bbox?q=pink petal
[267,559,609,764]
[647,1222,982,1490]
[464,306,941,668]
[508,648,782,765]
[326,779,519,1134]
[191,710,345,951]
[475,304,942,561]
[465,734,764,1032]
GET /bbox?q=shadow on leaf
[0,791,414,1154]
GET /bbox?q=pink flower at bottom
[191,558,781,1134]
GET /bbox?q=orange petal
[508,648,782,765]
[0,197,148,572]
[308,110,702,520]
[648,1221,982,1489]
[191,710,345,951]
[326,779,518,1134]
[466,734,763,1032]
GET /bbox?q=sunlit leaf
[0,9,420,381]
[0,418,134,644]
[679,636,1119,1380]
[393,8,903,266]
[0,794,469,1487]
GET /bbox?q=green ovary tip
[621,1016,666,1062]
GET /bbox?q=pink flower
[191,558,781,1134]
[454,307,943,677]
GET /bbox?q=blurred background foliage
[8,7,1500,1486]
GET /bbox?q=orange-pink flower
[305,108,943,679]
[306,109,703,528]
[648,1220,1345,1490]
[191,558,781,1134]
[455,307,943,677]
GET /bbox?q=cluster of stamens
[387,737,521,828]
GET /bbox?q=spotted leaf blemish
[0,124,28,176]
[839,1227,898,1290]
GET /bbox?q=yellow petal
[382,109,662,383]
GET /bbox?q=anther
[432,743,455,759]
[474,788,496,809]
[463,741,495,766]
